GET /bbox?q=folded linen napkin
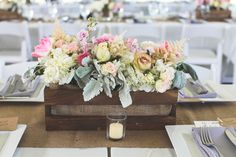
[0,74,41,97]
[192,127,236,157]
[179,79,217,98]
[0,133,9,152]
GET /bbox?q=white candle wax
[109,122,124,139]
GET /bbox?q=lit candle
[109,122,124,140]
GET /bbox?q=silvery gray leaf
[172,71,186,89]
[83,78,103,101]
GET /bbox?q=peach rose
[133,52,152,71]
[101,62,118,77]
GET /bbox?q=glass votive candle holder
[106,113,127,141]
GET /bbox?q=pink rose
[92,34,114,44]
[77,51,90,65]
[32,37,51,58]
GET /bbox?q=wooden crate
[196,9,231,21]
[0,10,22,21]
[44,86,178,131]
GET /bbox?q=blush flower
[93,34,114,44]
[101,62,118,77]
[77,29,89,42]
[125,38,139,53]
[32,37,52,58]
[66,42,78,53]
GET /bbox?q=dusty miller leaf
[75,66,93,79]
[83,78,103,101]
[119,82,132,108]
[117,70,132,108]
[172,71,187,89]
[103,76,112,97]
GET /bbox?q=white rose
[155,80,171,93]
[160,67,176,81]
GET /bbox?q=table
[0,101,235,148]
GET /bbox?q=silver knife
[225,128,236,146]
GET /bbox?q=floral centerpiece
[29,18,197,108]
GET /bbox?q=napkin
[179,79,217,98]
[192,127,236,157]
[0,133,9,152]
[0,75,41,98]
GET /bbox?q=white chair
[226,25,236,84]
[104,23,164,42]
[182,24,225,83]
[38,22,86,39]
[190,64,214,82]
[0,22,31,63]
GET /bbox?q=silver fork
[200,127,224,157]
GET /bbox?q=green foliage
[172,71,187,89]
[83,78,103,101]
[74,66,94,88]
[177,63,198,81]
[117,70,132,108]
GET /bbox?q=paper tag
[0,117,18,131]
[194,121,220,127]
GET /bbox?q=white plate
[0,83,45,102]
[111,148,176,157]
[13,148,108,157]
[165,125,203,157]
[178,81,236,103]
[0,124,27,157]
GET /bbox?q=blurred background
[0,0,236,84]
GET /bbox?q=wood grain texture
[44,87,177,130]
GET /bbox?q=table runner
[0,102,235,148]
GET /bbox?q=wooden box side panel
[44,87,178,106]
[45,114,176,131]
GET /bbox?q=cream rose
[101,62,118,77]
[155,80,172,93]
[95,42,111,62]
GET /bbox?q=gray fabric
[0,74,41,97]
[179,79,217,98]
[192,127,236,157]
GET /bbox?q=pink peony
[32,37,52,58]
[92,34,114,44]
[77,51,90,65]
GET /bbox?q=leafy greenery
[83,78,103,101]
[177,63,198,81]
